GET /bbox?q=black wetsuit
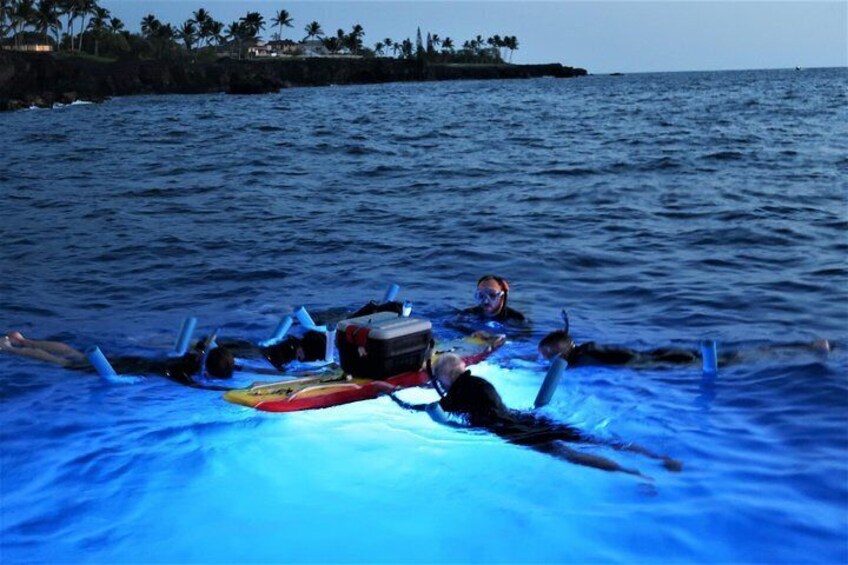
[86,353,225,389]
[566,342,700,367]
[439,371,586,446]
[460,305,527,324]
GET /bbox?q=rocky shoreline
[0,51,586,111]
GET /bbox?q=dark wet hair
[538,330,575,361]
[477,275,510,293]
[263,336,300,369]
[300,330,327,361]
[205,347,235,379]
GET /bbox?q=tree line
[0,1,519,63]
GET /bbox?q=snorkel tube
[259,316,293,348]
[170,316,198,357]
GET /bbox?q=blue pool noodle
[534,356,569,409]
[701,340,718,378]
[86,346,118,379]
[294,306,326,332]
[271,316,293,341]
[384,283,400,303]
[402,301,413,317]
[324,329,336,363]
[170,316,197,357]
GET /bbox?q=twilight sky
[100,1,847,73]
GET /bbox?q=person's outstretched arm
[388,393,430,412]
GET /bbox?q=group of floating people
[1,274,832,479]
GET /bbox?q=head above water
[299,330,327,362]
[204,347,235,379]
[432,353,467,390]
[538,330,575,361]
[475,275,510,317]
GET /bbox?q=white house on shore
[2,43,53,52]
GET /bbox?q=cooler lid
[337,312,432,340]
[367,317,432,340]
[337,311,399,332]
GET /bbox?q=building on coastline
[222,38,363,59]
[1,42,54,53]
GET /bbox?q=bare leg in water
[534,441,652,480]
[1,331,85,367]
[609,441,683,472]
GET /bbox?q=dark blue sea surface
[1,68,846,563]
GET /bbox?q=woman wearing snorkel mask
[462,275,527,324]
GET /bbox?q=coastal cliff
[0,51,586,110]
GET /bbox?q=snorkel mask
[474,275,510,314]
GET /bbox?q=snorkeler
[390,353,681,477]
[461,275,527,323]
[537,311,832,368]
[1,330,255,390]
[256,329,330,370]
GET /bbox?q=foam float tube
[534,356,568,409]
[294,306,326,333]
[170,316,197,357]
[324,328,336,363]
[86,345,118,379]
[260,316,293,347]
[383,283,400,303]
[701,340,718,379]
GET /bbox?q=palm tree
[58,0,75,49]
[11,0,36,47]
[179,19,195,51]
[504,35,518,62]
[0,0,10,41]
[86,5,108,56]
[441,37,454,54]
[271,9,292,41]
[108,16,122,33]
[140,14,160,38]
[191,8,208,46]
[73,0,97,51]
[225,20,243,57]
[347,23,364,54]
[400,37,413,59]
[239,11,264,40]
[302,20,322,42]
[373,41,383,56]
[208,19,223,47]
[321,35,341,54]
[35,0,61,47]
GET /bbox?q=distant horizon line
[576,64,846,75]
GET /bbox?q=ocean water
[1,68,846,563]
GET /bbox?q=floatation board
[223,332,505,412]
